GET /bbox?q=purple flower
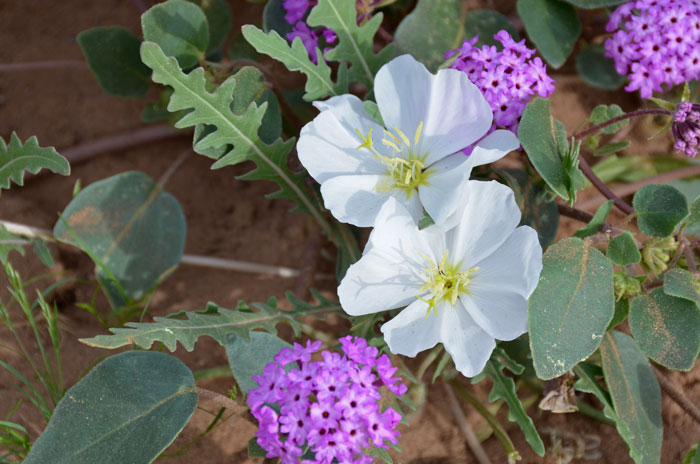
[246,336,406,463]
[446,30,555,136]
[672,101,700,157]
[604,0,700,99]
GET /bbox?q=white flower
[337,180,543,377]
[297,54,519,227]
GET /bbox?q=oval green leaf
[664,268,700,306]
[573,199,612,238]
[576,44,625,91]
[629,288,700,370]
[394,0,463,71]
[141,0,210,68]
[600,331,662,464]
[516,0,581,69]
[607,231,641,266]
[53,171,186,309]
[528,237,615,380]
[187,0,231,52]
[263,0,292,35]
[633,184,689,237]
[225,331,291,394]
[465,9,519,48]
[24,351,197,464]
[77,27,151,98]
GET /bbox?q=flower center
[355,121,430,196]
[417,251,478,316]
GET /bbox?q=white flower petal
[460,291,528,341]
[320,174,390,227]
[447,180,521,266]
[440,303,496,377]
[298,95,384,183]
[374,55,493,165]
[466,129,520,168]
[380,299,442,357]
[338,198,430,315]
[418,153,471,225]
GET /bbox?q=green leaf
[225,331,291,394]
[608,298,629,330]
[633,184,689,237]
[53,171,186,309]
[77,27,151,98]
[248,437,267,457]
[465,9,519,48]
[0,132,70,195]
[562,0,628,7]
[498,168,559,247]
[140,41,325,226]
[607,231,641,266]
[141,0,210,68]
[629,288,700,370]
[32,239,54,268]
[664,268,700,306]
[590,104,628,135]
[187,0,231,52]
[686,194,700,236]
[262,0,292,36]
[483,357,545,456]
[573,199,612,238]
[228,32,260,61]
[518,98,577,203]
[576,44,625,91]
[528,237,615,380]
[307,0,393,87]
[600,331,662,464]
[393,0,463,71]
[0,225,26,264]
[80,290,341,351]
[516,0,581,69]
[24,351,197,464]
[592,140,630,157]
[242,25,344,101]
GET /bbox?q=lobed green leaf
[0,225,26,264]
[0,132,70,195]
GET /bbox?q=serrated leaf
[517,0,581,69]
[141,0,209,68]
[307,0,393,87]
[140,41,325,225]
[242,25,344,101]
[465,9,519,48]
[0,132,70,195]
[600,331,662,464]
[24,351,197,464]
[607,231,641,266]
[77,27,151,98]
[225,331,291,394]
[576,44,625,91]
[633,184,689,237]
[0,225,26,264]
[393,0,463,71]
[528,237,615,380]
[629,288,700,370]
[80,290,341,351]
[664,268,700,306]
[573,200,612,238]
[482,357,545,456]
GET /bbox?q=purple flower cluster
[246,336,407,463]
[604,0,700,99]
[283,0,336,63]
[446,30,555,134]
[672,101,700,157]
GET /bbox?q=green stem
[577,401,615,426]
[415,345,442,382]
[572,108,671,140]
[193,366,232,381]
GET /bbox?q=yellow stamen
[414,121,424,146]
[355,127,374,151]
[417,250,479,317]
[395,127,411,147]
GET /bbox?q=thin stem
[415,345,442,382]
[577,156,635,215]
[192,386,246,414]
[651,365,700,426]
[573,108,671,140]
[682,237,699,277]
[556,203,622,235]
[0,60,88,72]
[444,383,493,464]
[156,150,190,189]
[576,401,615,426]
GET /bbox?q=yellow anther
[395,127,411,147]
[355,127,374,151]
[383,129,403,147]
[381,138,401,152]
[418,251,479,316]
[414,121,424,146]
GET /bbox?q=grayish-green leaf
[608,298,629,331]
[141,0,209,68]
[225,331,291,394]
[53,171,186,309]
[687,194,700,236]
[228,32,260,61]
[593,140,630,157]
[600,331,662,464]
[562,0,628,8]
[0,225,26,264]
[32,239,54,268]
[607,231,641,266]
[629,288,700,370]
[187,0,231,52]
[77,27,151,97]
[576,44,625,91]
[80,291,341,351]
[0,132,70,195]
[394,0,463,71]
[307,0,393,87]
[664,268,700,306]
[633,184,689,237]
[24,351,197,464]
[465,9,519,48]
[363,100,384,126]
[529,237,615,380]
[590,104,628,135]
[517,0,581,69]
[242,25,344,101]
[574,200,612,238]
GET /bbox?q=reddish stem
[573,108,671,139]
